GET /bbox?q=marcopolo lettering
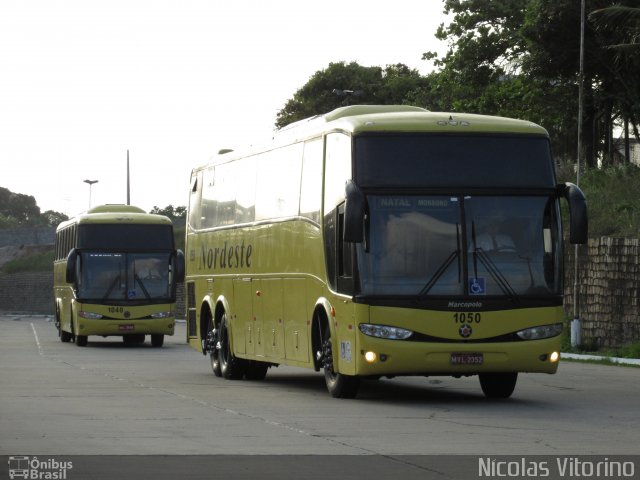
[199,240,253,270]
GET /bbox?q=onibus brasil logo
[8,456,73,479]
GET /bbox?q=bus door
[283,278,309,363]
[232,278,251,355]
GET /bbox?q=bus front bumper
[352,336,562,376]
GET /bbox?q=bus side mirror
[66,249,78,284]
[558,182,588,244]
[174,250,185,283]
[344,180,366,243]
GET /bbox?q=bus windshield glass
[356,195,562,298]
[355,134,555,188]
[77,252,174,302]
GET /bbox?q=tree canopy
[275,62,429,128]
[276,1,640,169]
[0,187,68,228]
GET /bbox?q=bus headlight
[516,323,563,340]
[78,311,103,319]
[151,311,174,319]
[359,323,413,340]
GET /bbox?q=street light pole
[83,179,99,209]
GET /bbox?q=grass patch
[1,249,54,273]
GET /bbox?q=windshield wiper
[103,274,121,300]
[470,221,519,301]
[420,223,461,296]
[134,273,151,300]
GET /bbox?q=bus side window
[300,138,323,223]
[189,172,203,230]
[337,203,354,295]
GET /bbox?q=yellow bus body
[54,205,183,347]
[185,106,587,398]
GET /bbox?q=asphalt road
[1,314,638,478]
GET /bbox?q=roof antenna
[126,149,131,205]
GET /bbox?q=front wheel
[151,334,164,347]
[219,314,245,380]
[75,335,88,347]
[479,372,518,399]
[321,330,359,399]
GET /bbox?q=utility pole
[571,0,586,348]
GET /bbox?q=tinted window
[355,135,555,188]
[78,224,174,250]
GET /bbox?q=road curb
[562,352,640,366]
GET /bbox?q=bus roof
[202,105,550,170]
[277,105,549,142]
[56,204,173,232]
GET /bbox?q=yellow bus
[54,205,185,347]
[185,105,587,398]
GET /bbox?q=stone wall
[564,237,640,349]
[0,272,53,314]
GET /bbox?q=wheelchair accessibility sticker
[469,277,486,295]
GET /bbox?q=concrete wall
[0,227,55,248]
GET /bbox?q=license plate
[118,324,135,332]
[450,353,484,365]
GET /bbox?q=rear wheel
[219,314,245,380]
[320,318,359,398]
[207,315,222,377]
[479,372,518,399]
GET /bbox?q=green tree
[424,0,640,168]
[150,205,186,221]
[0,187,40,223]
[275,62,429,128]
[41,210,69,227]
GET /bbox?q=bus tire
[151,334,164,347]
[75,335,88,347]
[321,321,359,398]
[207,315,222,377]
[219,313,244,380]
[60,329,73,343]
[479,372,517,399]
[59,310,72,342]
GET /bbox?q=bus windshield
[356,195,562,298]
[77,252,174,302]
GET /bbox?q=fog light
[550,351,560,362]
[364,351,377,363]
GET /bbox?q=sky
[0,0,449,217]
